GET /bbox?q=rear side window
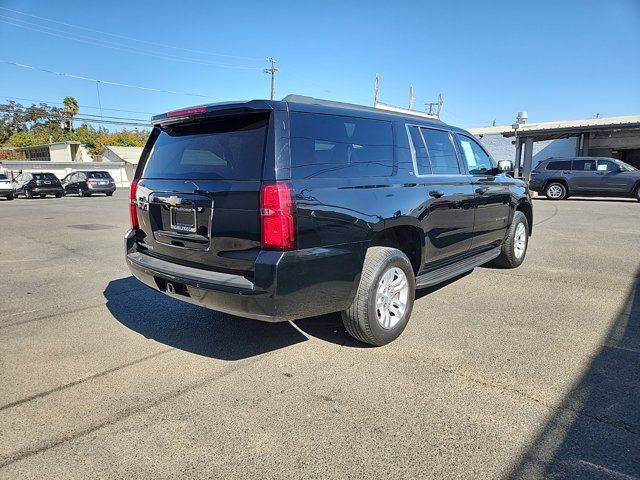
[572,159,596,171]
[290,112,394,179]
[408,126,431,175]
[546,161,571,170]
[421,128,460,175]
[87,171,112,179]
[142,113,269,180]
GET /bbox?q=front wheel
[6,194,13,200]
[24,188,33,199]
[341,247,415,346]
[494,211,529,268]
[545,182,567,200]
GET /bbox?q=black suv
[530,157,640,201]
[61,171,116,197]
[13,172,63,198]
[125,96,533,345]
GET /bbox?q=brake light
[531,170,540,176]
[260,183,294,250]
[167,106,206,118]
[129,179,139,229]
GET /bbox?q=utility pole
[264,57,278,100]
[425,93,444,119]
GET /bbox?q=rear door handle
[429,190,444,198]
[475,187,488,195]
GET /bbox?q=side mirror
[617,166,626,173]
[498,160,513,172]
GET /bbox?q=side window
[407,126,431,175]
[572,160,596,171]
[421,128,460,175]
[597,159,617,172]
[456,134,495,174]
[290,113,394,179]
[546,161,571,170]
[78,173,87,181]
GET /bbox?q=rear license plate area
[170,207,197,233]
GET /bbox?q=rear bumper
[0,187,12,196]
[31,187,63,194]
[88,185,116,193]
[125,230,366,322]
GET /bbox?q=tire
[55,193,62,198]
[545,182,567,200]
[494,211,529,269]
[78,187,85,197]
[635,185,640,202]
[6,194,13,201]
[24,188,33,199]
[106,192,113,197]
[341,247,415,346]
[40,194,46,198]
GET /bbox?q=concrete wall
[0,161,131,187]
[49,144,71,162]
[476,134,576,167]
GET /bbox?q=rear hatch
[33,173,61,188]
[133,111,273,276]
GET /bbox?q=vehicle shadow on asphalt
[104,276,309,361]
[506,268,640,479]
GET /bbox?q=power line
[0,106,151,127]
[1,61,221,99]
[0,95,154,115]
[0,16,261,70]
[0,6,264,62]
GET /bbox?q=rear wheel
[106,192,113,197]
[635,185,640,202]
[341,247,415,346]
[24,188,33,199]
[6,194,13,200]
[545,182,567,200]
[40,194,46,198]
[494,211,529,268]
[55,193,62,198]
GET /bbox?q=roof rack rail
[374,101,439,120]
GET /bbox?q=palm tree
[63,96,79,132]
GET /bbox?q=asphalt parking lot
[0,191,638,479]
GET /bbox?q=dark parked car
[13,172,63,199]
[0,173,13,200]
[125,96,533,345]
[530,157,640,201]
[61,171,116,197]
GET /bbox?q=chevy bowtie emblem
[166,196,181,206]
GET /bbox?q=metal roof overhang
[503,122,640,141]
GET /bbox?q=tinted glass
[421,128,459,174]
[546,161,571,170]
[408,126,431,175]
[597,159,617,172]
[456,134,495,174]
[572,159,596,171]
[86,171,112,179]
[290,112,394,179]
[0,174,7,180]
[143,113,269,180]
[32,173,57,180]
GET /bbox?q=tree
[62,96,79,132]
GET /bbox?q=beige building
[15,141,94,162]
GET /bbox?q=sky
[0,0,639,129]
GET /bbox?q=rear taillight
[531,170,540,176]
[260,183,294,250]
[129,179,139,229]
[108,179,115,184]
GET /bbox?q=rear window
[142,113,269,180]
[290,112,394,179]
[546,161,571,170]
[32,173,58,180]
[86,171,112,179]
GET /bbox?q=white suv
[0,173,13,200]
